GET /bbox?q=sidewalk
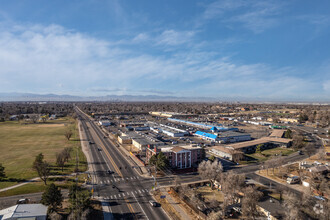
[0,174,76,192]
[160,188,191,220]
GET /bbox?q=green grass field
[0,117,87,190]
[245,147,295,163]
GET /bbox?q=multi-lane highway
[76,107,169,220]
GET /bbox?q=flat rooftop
[225,137,292,150]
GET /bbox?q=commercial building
[124,131,164,153]
[149,112,197,118]
[224,137,293,154]
[150,123,189,137]
[120,121,147,127]
[98,120,112,126]
[168,118,239,131]
[0,204,47,220]
[209,146,243,162]
[279,118,299,124]
[146,144,203,169]
[194,130,251,143]
[118,135,132,144]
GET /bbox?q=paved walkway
[160,188,191,220]
[0,174,75,193]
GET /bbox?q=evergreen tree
[41,183,63,211]
[0,163,6,179]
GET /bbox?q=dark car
[149,200,158,207]
[17,198,30,204]
[107,170,113,174]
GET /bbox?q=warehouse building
[194,130,251,143]
[149,123,189,137]
[98,120,112,126]
[124,131,165,153]
[168,118,238,131]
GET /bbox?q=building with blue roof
[195,130,251,143]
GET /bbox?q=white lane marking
[114,195,117,199]
[126,177,129,180]
[135,191,137,194]
[107,180,110,183]
[131,177,133,180]
[141,189,145,193]
[100,181,103,184]
[138,190,141,193]
[118,194,121,198]
[122,178,125,181]
[132,192,149,220]
[145,189,148,192]
[122,193,125,197]
[110,196,113,199]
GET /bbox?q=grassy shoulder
[0,174,88,197]
[0,117,87,189]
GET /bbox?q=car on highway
[89,141,94,144]
[107,170,113,174]
[149,200,158,207]
[98,148,102,151]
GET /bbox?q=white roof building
[0,204,47,220]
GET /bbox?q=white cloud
[201,0,284,33]
[0,22,327,101]
[156,29,195,46]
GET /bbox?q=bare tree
[64,130,73,141]
[198,160,223,188]
[221,172,246,206]
[30,114,39,123]
[292,133,304,150]
[56,152,66,172]
[62,147,72,162]
[283,191,304,220]
[305,143,314,158]
[242,186,263,220]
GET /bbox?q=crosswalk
[103,188,150,200]
[96,176,140,185]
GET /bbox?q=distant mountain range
[0,92,328,104]
[0,92,218,102]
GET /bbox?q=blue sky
[0,0,329,101]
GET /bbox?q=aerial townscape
[0,1,330,220]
